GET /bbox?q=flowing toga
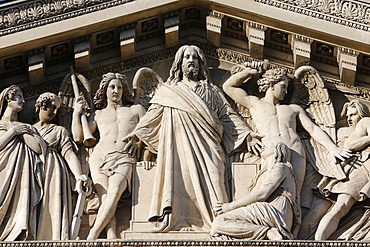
[134,81,251,232]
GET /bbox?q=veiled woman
[33,92,89,240]
[0,85,44,240]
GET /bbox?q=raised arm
[222,67,260,109]
[72,96,97,144]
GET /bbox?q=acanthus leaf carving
[4,8,20,26]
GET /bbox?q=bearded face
[182,62,199,81]
[181,47,200,81]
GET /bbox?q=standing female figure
[34,92,89,240]
[0,85,44,240]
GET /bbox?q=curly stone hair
[34,92,62,115]
[93,72,133,109]
[257,68,288,93]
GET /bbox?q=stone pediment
[1,0,370,244]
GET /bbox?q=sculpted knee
[210,215,224,234]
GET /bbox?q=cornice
[2,0,370,39]
[254,0,370,32]
[0,0,135,37]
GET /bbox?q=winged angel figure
[221,63,352,238]
[63,69,150,240]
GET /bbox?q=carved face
[272,79,288,101]
[346,107,361,127]
[7,90,25,113]
[182,47,200,81]
[106,79,123,104]
[39,100,60,123]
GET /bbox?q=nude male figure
[73,73,145,239]
[301,100,370,240]
[222,67,350,235]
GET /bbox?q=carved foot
[266,228,283,240]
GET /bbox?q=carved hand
[11,123,31,136]
[74,96,86,115]
[75,174,92,195]
[213,202,231,216]
[137,161,156,170]
[246,131,265,156]
[330,146,352,162]
[123,132,141,159]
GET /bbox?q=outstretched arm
[294,105,351,161]
[222,67,260,109]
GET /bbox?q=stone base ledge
[0,240,369,247]
[123,231,209,240]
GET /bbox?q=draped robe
[0,122,43,240]
[134,81,251,231]
[36,124,76,240]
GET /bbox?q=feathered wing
[58,72,94,176]
[292,66,345,180]
[133,67,163,110]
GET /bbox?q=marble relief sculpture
[3,46,370,242]
[300,99,370,240]
[0,85,44,241]
[73,73,146,240]
[33,92,90,240]
[123,45,263,232]
[210,142,297,240]
[221,65,351,238]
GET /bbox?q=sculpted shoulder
[288,104,304,113]
[357,117,370,127]
[128,104,146,117]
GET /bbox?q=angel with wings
[221,65,352,238]
[300,100,370,240]
[72,72,146,240]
